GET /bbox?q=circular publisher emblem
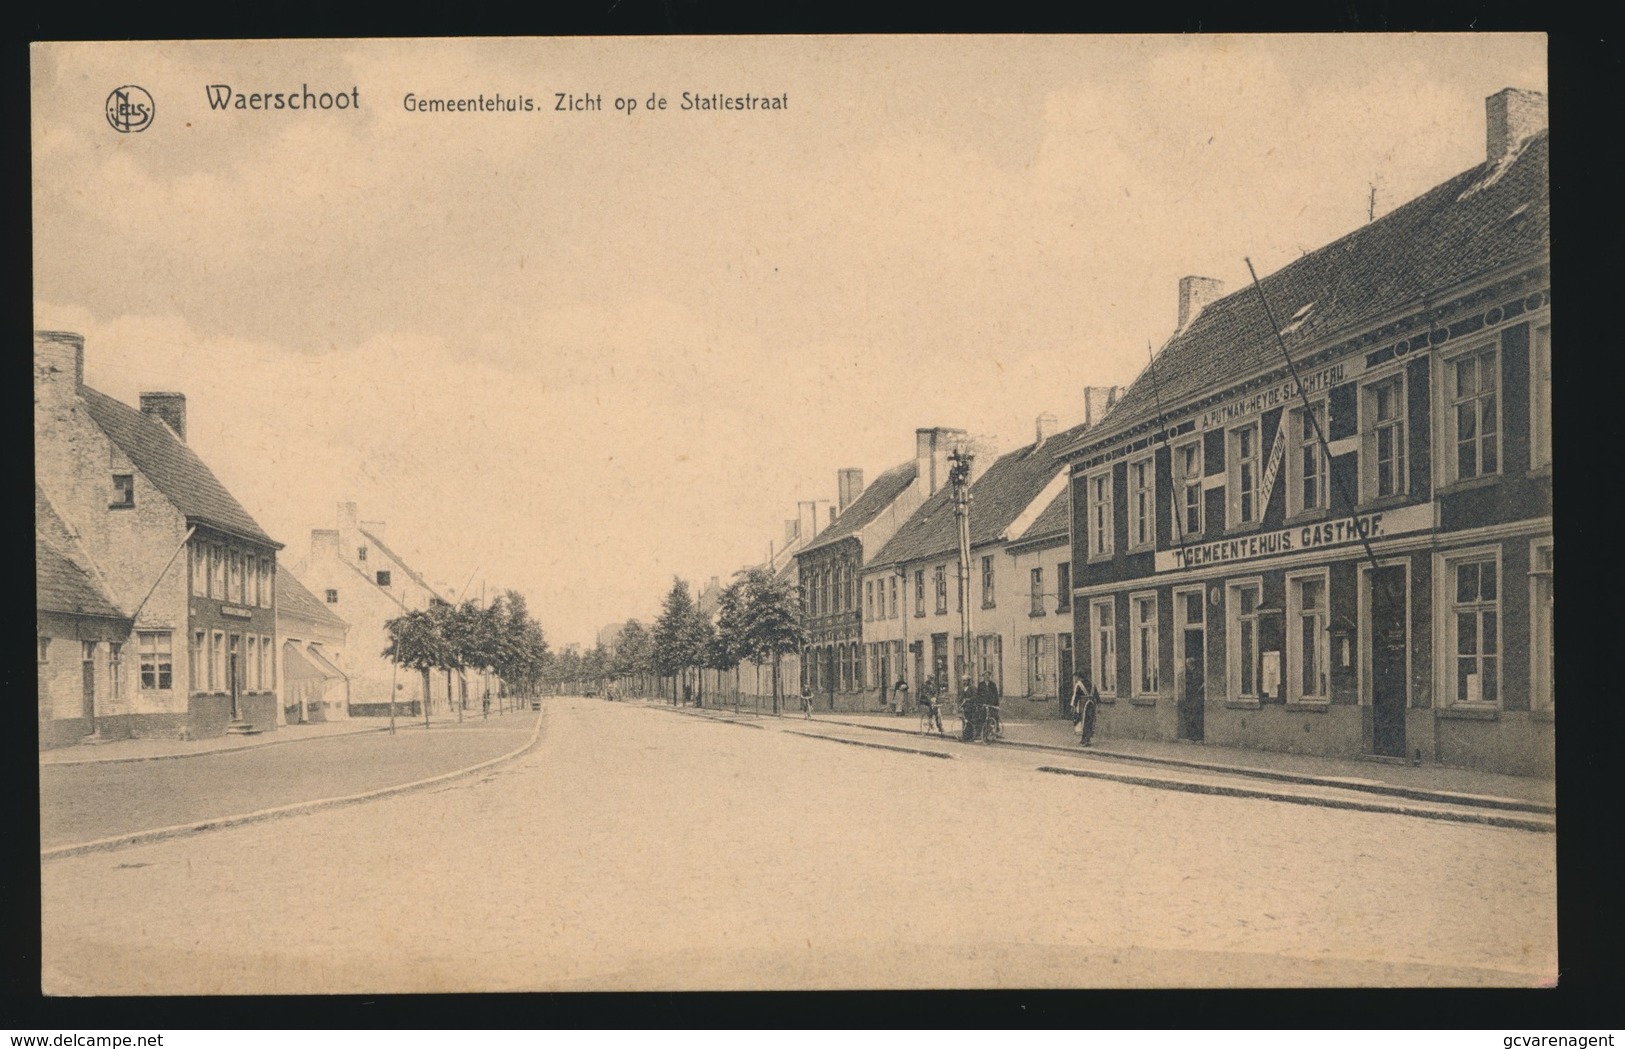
[105,86,155,133]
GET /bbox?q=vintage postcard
[33,35,1554,994]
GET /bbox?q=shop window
[137,631,172,691]
[1288,401,1329,515]
[1362,374,1408,500]
[1445,343,1501,483]
[1127,455,1156,550]
[1530,541,1553,710]
[1227,580,1263,700]
[1089,597,1117,696]
[1286,572,1328,701]
[1130,592,1159,696]
[1443,550,1500,706]
[1228,423,1261,527]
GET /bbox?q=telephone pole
[949,446,975,694]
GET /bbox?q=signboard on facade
[220,604,254,618]
[1154,501,1434,573]
[1193,358,1363,433]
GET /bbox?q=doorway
[1057,632,1074,715]
[1368,564,1408,758]
[80,640,97,730]
[1175,587,1205,741]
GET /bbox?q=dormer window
[111,474,135,508]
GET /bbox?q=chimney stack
[916,426,969,497]
[1178,276,1225,331]
[34,331,85,410]
[1083,386,1123,428]
[139,392,187,442]
[1034,412,1058,446]
[837,468,865,514]
[1486,87,1547,163]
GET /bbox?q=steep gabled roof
[37,533,127,620]
[276,569,349,631]
[359,528,448,601]
[799,461,918,555]
[872,419,1091,567]
[1010,487,1071,550]
[80,386,280,548]
[1077,131,1551,447]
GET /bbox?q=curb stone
[41,707,548,861]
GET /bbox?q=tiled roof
[37,533,126,620]
[277,570,349,631]
[80,386,280,547]
[1012,488,1070,548]
[1076,131,1551,447]
[799,461,918,555]
[359,528,448,601]
[872,419,1092,567]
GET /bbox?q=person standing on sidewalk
[801,684,813,719]
[1071,673,1099,747]
[894,677,910,716]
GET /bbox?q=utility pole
[949,446,975,703]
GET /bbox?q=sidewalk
[38,705,536,766]
[817,709,1556,808]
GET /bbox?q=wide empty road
[41,696,1557,993]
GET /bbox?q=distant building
[277,571,351,723]
[35,332,283,744]
[864,410,1108,718]
[1063,89,1551,775]
[285,502,460,717]
[36,509,133,749]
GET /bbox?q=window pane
[1481,561,1497,601]
[1482,610,1498,655]
[1457,563,1478,603]
[1457,612,1477,656]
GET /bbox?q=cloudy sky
[32,35,1546,646]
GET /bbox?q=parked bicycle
[918,701,945,736]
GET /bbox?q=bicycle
[959,703,1002,743]
[918,703,945,736]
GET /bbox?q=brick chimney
[1486,87,1547,162]
[1083,386,1123,428]
[139,392,187,442]
[1034,412,1058,446]
[1178,276,1225,330]
[34,331,85,411]
[916,426,969,497]
[837,468,865,514]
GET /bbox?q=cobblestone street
[41,696,1557,993]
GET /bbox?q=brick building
[35,331,283,743]
[1063,89,1552,775]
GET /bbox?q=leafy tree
[652,577,707,704]
[382,607,446,728]
[736,566,809,715]
[612,619,652,696]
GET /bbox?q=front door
[1176,589,1205,741]
[1370,565,1408,758]
[1057,632,1074,715]
[80,641,97,729]
[911,641,925,695]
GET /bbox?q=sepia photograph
[32,34,1554,994]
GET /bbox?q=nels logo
[105,85,155,133]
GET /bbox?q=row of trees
[382,590,550,723]
[612,566,808,713]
